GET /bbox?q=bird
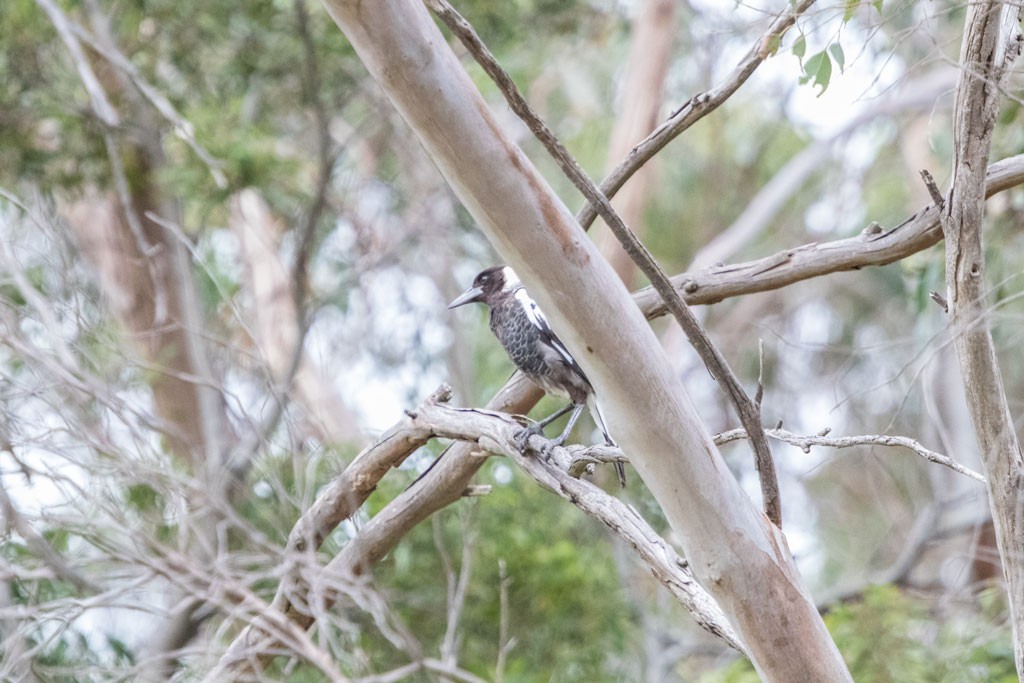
[449,265,626,486]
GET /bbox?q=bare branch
[436,512,475,668]
[569,427,984,483]
[0,479,98,593]
[33,0,119,127]
[920,169,945,209]
[204,384,745,678]
[353,659,490,683]
[941,0,1024,674]
[715,428,985,483]
[634,153,1024,315]
[292,0,337,309]
[348,401,745,654]
[230,190,362,447]
[576,0,816,232]
[494,558,514,683]
[287,384,452,555]
[689,70,957,271]
[64,6,228,187]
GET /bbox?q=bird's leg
[514,402,575,451]
[550,403,585,447]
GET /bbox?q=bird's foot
[514,422,545,451]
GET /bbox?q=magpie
[449,266,626,486]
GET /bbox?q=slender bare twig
[436,511,475,669]
[285,385,453,556]
[58,6,228,187]
[568,427,984,483]
[715,428,986,483]
[576,0,816,232]
[33,0,119,127]
[292,0,337,312]
[494,559,515,683]
[0,481,98,593]
[352,658,490,683]
[428,0,781,526]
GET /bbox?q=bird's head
[448,266,520,309]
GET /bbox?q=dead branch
[203,385,745,678]
[635,152,1024,314]
[714,428,985,483]
[576,0,817,232]
[940,0,1024,675]
[33,0,119,127]
[569,428,983,483]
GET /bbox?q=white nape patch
[514,287,545,327]
[514,287,577,367]
[500,266,521,291]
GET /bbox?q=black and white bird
[449,266,626,486]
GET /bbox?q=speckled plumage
[487,290,592,404]
[449,266,625,486]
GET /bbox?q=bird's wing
[514,287,589,379]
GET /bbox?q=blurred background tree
[1,0,1021,680]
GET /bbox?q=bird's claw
[515,423,544,451]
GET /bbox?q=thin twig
[428,0,781,526]
[34,0,119,127]
[714,428,985,482]
[292,0,337,314]
[566,427,984,483]
[494,559,515,683]
[576,0,816,232]
[919,169,945,209]
[64,10,227,187]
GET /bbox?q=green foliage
[365,475,630,681]
[703,585,1016,683]
[799,50,834,95]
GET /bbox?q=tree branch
[204,385,745,678]
[569,427,984,483]
[576,0,816,232]
[714,428,985,483]
[941,0,1024,675]
[34,0,119,127]
[634,152,1024,314]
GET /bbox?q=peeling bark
[940,0,1024,674]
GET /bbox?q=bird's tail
[589,398,626,487]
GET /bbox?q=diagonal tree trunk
[316,0,851,679]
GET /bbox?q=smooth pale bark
[941,0,1024,674]
[320,1,850,679]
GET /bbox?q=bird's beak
[448,285,484,309]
